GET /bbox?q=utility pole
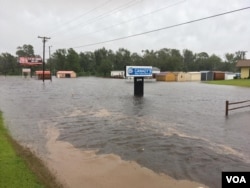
[49,45,52,81]
[38,36,50,83]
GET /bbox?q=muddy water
[1,76,250,188]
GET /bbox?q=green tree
[235,51,247,60]
[79,51,95,75]
[183,49,195,71]
[98,59,112,76]
[94,47,109,68]
[0,53,19,75]
[131,52,142,66]
[155,48,171,71]
[52,49,67,71]
[66,48,80,73]
[142,49,157,67]
[16,44,34,57]
[225,53,235,64]
[114,48,131,69]
[207,54,222,71]
[195,52,209,70]
[169,49,183,71]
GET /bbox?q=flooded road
[1,76,250,188]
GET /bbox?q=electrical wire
[49,0,140,38]
[72,6,250,49]
[53,0,185,46]
[47,0,112,36]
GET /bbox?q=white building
[111,70,125,78]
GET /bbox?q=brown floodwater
[0,76,250,188]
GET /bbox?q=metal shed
[57,71,76,78]
[200,71,214,81]
[225,72,236,80]
[156,72,176,81]
[213,71,225,80]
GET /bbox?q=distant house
[110,70,125,78]
[57,71,76,78]
[236,60,250,79]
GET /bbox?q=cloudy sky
[1,0,250,59]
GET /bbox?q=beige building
[57,71,76,78]
[156,72,176,81]
[174,72,189,82]
[236,60,250,79]
[187,72,201,81]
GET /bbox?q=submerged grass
[204,79,250,87]
[0,111,63,188]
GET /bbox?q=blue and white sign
[126,66,152,77]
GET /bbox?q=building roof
[35,70,51,75]
[236,60,250,67]
[57,71,76,74]
[152,67,160,71]
[157,72,172,75]
[188,71,201,74]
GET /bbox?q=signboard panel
[19,57,42,66]
[126,66,152,77]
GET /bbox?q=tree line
[0,44,245,76]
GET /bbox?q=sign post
[125,66,152,97]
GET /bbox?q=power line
[47,0,112,36]
[53,0,185,46]
[49,0,140,38]
[72,6,250,49]
[86,0,186,36]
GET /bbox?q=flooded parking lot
[1,76,250,188]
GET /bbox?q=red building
[35,71,51,80]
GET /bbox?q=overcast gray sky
[1,0,249,59]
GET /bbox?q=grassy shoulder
[0,111,62,188]
[204,79,250,87]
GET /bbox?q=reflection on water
[1,76,250,188]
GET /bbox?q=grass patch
[204,79,250,87]
[0,111,62,188]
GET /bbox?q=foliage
[16,44,35,57]
[204,79,250,87]
[0,53,20,75]
[0,112,44,188]
[0,44,246,76]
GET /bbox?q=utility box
[134,77,144,96]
